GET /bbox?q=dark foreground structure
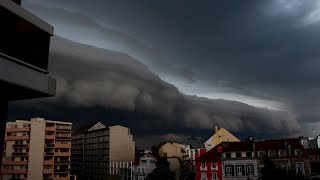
[0,0,56,172]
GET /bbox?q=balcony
[12,152,28,156]
[43,169,54,174]
[54,160,70,165]
[55,136,71,140]
[53,177,69,180]
[6,127,30,132]
[44,160,54,165]
[54,169,70,173]
[56,127,72,131]
[45,152,54,156]
[45,144,55,148]
[54,143,71,149]
[45,127,56,131]
[12,144,29,148]
[5,136,29,141]
[2,161,28,165]
[45,135,55,140]
[54,152,71,157]
[1,169,27,174]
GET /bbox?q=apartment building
[1,118,72,180]
[71,122,135,180]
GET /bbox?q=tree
[147,157,175,180]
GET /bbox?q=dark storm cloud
[12,36,300,146]
[19,0,320,138]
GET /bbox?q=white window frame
[226,166,233,176]
[201,172,207,180]
[246,165,254,176]
[236,166,243,176]
[201,162,207,170]
[211,162,217,170]
[212,172,217,180]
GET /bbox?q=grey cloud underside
[43,36,301,135]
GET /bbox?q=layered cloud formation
[33,37,300,137]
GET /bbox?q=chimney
[215,126,218,133]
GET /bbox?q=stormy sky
[9,0,320,147]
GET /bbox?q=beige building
[159,142,191,180]
[1,118,72,180]
[204,127,240,151]
[71,122,135,180]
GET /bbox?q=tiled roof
[195,147,220,162]
[255,139,303,151]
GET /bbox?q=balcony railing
[45,152,54,156]
[45,135,55,140]
[12,144,29,148]
[43,160,54,165]
[12,152,28,156]
[45,127,56,131]
[43,169,54,174]
[5,136,29,141]
[54,169,70,173]
[54,160,70,165]
[6,127,30,132]
[54,143,71,149]
[54,152,71,157]
[2,161,28,165]
[1,169,27,174]
[55,136,71,139]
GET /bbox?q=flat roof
[0,0,54,35]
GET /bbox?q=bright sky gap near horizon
[9,0,320,147]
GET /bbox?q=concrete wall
[109,125,135,161]
[27,118,45,180]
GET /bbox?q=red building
[195,147,222,180]
[195,141,258,180]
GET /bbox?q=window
[212,172,217,180]
[246,165,254,176]
[279,150,286,157]
[268,151,276,157]
[258,151,265,157]
[246,152,253,157]
[201,162,206,170]
[225,153,231,158]
[141,160,147,163]
[225,165,234,176]
[295,162,304,174]
[201,172,207,180]
[295,150,302,156]
[211,162,217,169]
[236,152,242,157]
[236,165,244,176]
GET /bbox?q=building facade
[0,0,56,168]
[1,118,72,180]
[255,139,310,177]
[196,141,258,180]
[71,122,135,180]
[133,153,157,180]
[204,127,240,151]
